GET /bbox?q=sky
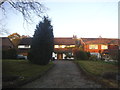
[0,0,119,38]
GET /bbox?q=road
[21,60,102,88]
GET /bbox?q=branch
[1,0,47,23]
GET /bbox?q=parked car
[17,55,26,59]
[90,53,101,59]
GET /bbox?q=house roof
[81,38,119,45]
[1,37,14,49]
[19,37,76,45]
[54,38,75,45]
[19,37,120,46]
[54,48,72,53]
[19,38,32,45]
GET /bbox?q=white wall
[63,53,66,59]
[52,52,57,59]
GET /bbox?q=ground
[21,60,102,88]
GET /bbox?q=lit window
[66,45,75,48]
[18,45,31,48]
[54,45,59,48]
[70,45,75,47]
[59,45,66,48]
[89,45,98,49]
[54,45,66,48]
[101,45,108,49]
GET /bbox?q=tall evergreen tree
[28,16,54,65]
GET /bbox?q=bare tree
[0,0,47,35]
[0,24,9,36]
[0,0,46,22]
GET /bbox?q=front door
[57,53,63,60]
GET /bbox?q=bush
[89,55,98,60]
[73,49,88,60]
[102,72,118,80]
[86,51,91,59]
[2,48,17,59]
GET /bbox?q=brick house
[53,37,76,59]
[80,38,119,59]
[17,37,119,60]
[17,38,32,56]
[1,37,15,50]
[1,37,16,59]
[18,37,77,60]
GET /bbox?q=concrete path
[21,60,102,88]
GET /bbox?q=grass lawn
[75,60,118,76]
[74,60,119,88]
[2,59,54,88]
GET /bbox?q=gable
[1,37,14,50]
[81,38,119,45]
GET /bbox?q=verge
[2,62,55,88]
[74,61,118,88]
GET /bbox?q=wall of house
[2,38,14,50]
[83,44,108,53]
[54,45,75,48]
[108,45,118,49]
[18,43,75,60]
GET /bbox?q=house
[17,37,119,60]
[17,37,32,56]
[80,38,119,59]
[1,37,15,50]
[53,37,76,59]
[17,37,77,60]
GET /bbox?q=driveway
[21,60,102,88]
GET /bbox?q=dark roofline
[2,37,15,47]
[18,37,76,45]
[80,38,119,45]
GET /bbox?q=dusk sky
[1,0,119,38]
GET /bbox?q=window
[69,45,75,47]
[54,45,59,48]
[18,45,31,48]
[101,45,108,49]
[59,45,66,48]
[54,45,66,48]
[89,45,98,49]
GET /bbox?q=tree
[21,35,30,38]
[8,33,21,48]
[0,0,47,35]
[2,48,17,59]
[28,16,54,65]
[0,0,46,22]
[0,20,9,36]
[72,48,88,60]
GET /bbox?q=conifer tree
[28,16,54,65]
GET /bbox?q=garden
[74,60,119,88]
[2,60,54,88]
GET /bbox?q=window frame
[89,44,98,49]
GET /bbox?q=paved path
[21,60,102,88]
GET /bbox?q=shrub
[102,72,118,80]
[73,48,88,60]
[89,55,98,60]
[86,51,91,59]
[2,48,17,59]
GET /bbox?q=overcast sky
[1,0,119,38]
